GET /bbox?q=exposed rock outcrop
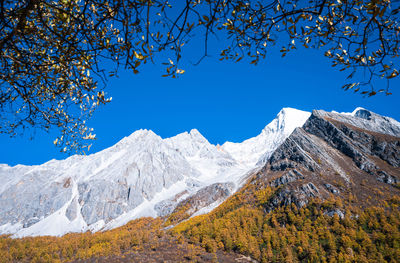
[257,108,400,211]
[172,182,235,217]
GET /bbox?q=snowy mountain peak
[262,107,311,134]
[167,128,205,142]
[189,128,202,136]
[165,128,218,160]
[187,129,209,143]
[114,129,173,156]
[222,108,311,167]
[128,129,158,140]
[278,107,304,116]
[116,129,160,147]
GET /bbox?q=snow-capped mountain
[2,107,387,238]
[222,108,311,166]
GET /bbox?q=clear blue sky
[1,45,399,166]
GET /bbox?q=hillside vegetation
[172,182,400,262]
[0,218,164,262]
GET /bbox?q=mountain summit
[222,107,311,166]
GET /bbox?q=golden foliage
[0,217,161,262]
[173,186,400,262]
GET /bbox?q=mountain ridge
[1,107,399,238]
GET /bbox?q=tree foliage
[1,0,399,151]
[0,217,162,262]
[172,185,400,262]
[0,0,179,151]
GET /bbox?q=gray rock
[376,170,398,184]
[66,197,79,221]
[324,183,339,194]
[265,188,307,211]
[265,183,319,211]
[270,170,305,187]
[324,209,345,219]
[23,217,40,228]
[78,180,132,225]
[269,129,318,172]
[154,200,178,217]
[0,171,72,226]
[354,108,372,120]
[172,182,235,216]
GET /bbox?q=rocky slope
[0,108,310,237]
[254,107,400,212]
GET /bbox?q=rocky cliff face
[255,108,400,211]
